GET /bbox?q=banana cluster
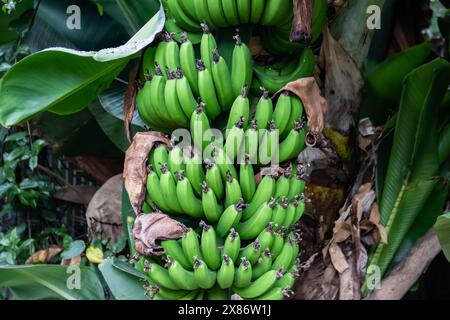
[137,26,252,132]
[138,219,302,300]
[162,0,295,31]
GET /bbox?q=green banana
[275,267,299,289]
[212,146,239,181]
[176,170,204,218]
[141,47,156,79]
[250,0,266,24]
[226,86,250,131]
[275,171,291,198]
[255,287,293,300]
[273,91,292,135]
[217,199,246,238]
[164,34,180,70]
[185,150,205,196]
[260,0,292,26]
[146,165,172,213]
[182,228,203,268]
[200,221,221,270]
[160,163,184,213]
[292,195,305,225]
[200,23,217,71]
[207,284,229,300]
[223,228,241,263]
[166,256,200,290]
[180,32,200,96]
[232,269,284,298]
[224,117,246,162]
[282,95,304,139]
[175,68,198,119]
[206,0,229,27]
[212,48,235,110]
[272,197,288,229]
[238,239,262,265]
[254,87,274,131]
[222,0,240,25]
[231,35,253,96]
[288,165,306,200]
[244,122,259,164]
[155,36,168,77]
[136,77,159,129]
[205,159,224,200]
[193,257,217,289]
[168,145,186,174]
[239,155,256,203]
[166,0,202,32]
[142,201,153,213]
[150,144,169,177]
[257,223,275,251]
[234,257,252,288]
[225,170,243,208]
[283,200,297,228]
[279,120,307,163]
[258,121,279,166]
[165,69,190,127]
[150,65,176,128]
[201,181,223,222]
[177,0,197,19]
[161,239,192,270]
[252,248,272,280]
[165,18,203,44]
[271,230,285,259]
[197,59,222,119]
[149,285,190,300]
[236,0,251,23]
[217,255,235,289]
[242,174,276,220]
[144,261,180,290]
[236,198,276,240]
[191,101,212,153]
[271,239,296,271]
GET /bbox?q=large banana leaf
[98,258,147,300]
[435,212,450,263]
[0,5,165,127]
[363,59,450,294]
[0,264,105,300]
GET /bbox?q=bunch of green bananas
[137,27,253,132]
[137,220,303,300]
[162,0,296,31]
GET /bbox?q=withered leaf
[291,0,314,43]
[275,77,327,147]
[26,246,62,264]
[124,63,139,143]
[132,213,187,256]
[123,132,172,214]
[60,255,82,266]
[329,241,349,273]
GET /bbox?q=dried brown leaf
[60,255,82,266]
[276,77,327,147]
[123,132,172,214]
[26,246,62,264]
[291,0,314,43]
[132,213,187,256]
[329,241,349,273]
[124,64,139,143]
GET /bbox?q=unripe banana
[224,117,246,162]
[201,181,223,222]
[271,239,297,271]
[232,269,285,298]
[175,67,198,119]
[206,0,229,27]
[212,146,239,181]
[176,170,204,218]
[292,195,305,225]
[160,163,184,213]
[226,86,250,132]
[217,199,246,238]
[155,36,168,77]
[275,267,299,289]
[244,122,259,164]
[164,33,180,70]
[166,0,202,32]
[200,221,221,270]
[234,257,252,288]
[279,119,307,163]
[165,69,190,127]
[166,256,200,290]
[231,33,253,97]
[168,145,186,174]
[197,59,222,119]
[257,223,275,251]
[217,255,235,289]
[288,164,306,200]
[185,149,205,196]
[161,239,192,270]
[260,0,292,26]
[236,0,251,24]
[254,87,274,131]
[283,200,297,228]
[242,174,276,220]
[252,248,273,281]
[150,144,169,177]
[193,257,217,289]
[223,228,241,263]
[191,101,212,153]
[250,0,266,24]
[272,91,292,135]
[258,121,279,166]
[182,228,203,268]
[200,23,217,71]
[141,47,156,79]
[207,284,229,300]
[146,165,172,213]
[222,0,240,25]
[282,95,304,139]
[149,285,190,300]
[238,239,262,265]
[272,197,288,230]
[271,230,285,259]
[180,32,200,96]
[143,261,180,290]
[150,65,176,128]
[211,48,234,110]
[205,159,224,200]
[275,171,290,198]
[225,170,243,208]
[236,198,276,240]
[255,287,293,300]
[142,200,152,213]
[136,77,161,129]
[239,155,256,203]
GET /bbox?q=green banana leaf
[98,257,147,300]
[438,123,450,164]
[363,59,450,294]
[435,212,450,263]
[0,264,105,300]
[360,42,433,125]
[0,5,165,127]
[121,186,136,255]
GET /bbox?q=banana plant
[362,58,450,295]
